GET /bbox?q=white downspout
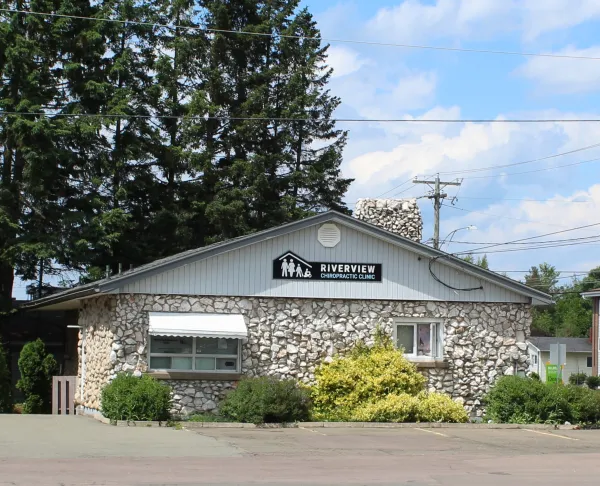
[81,327,86,402]
[67,324,86,410]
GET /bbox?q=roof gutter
[21,286,100,310]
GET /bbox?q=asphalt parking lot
[2,416,600,485]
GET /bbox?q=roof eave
[21,286,100,310]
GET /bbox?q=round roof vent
[318,223,341,248]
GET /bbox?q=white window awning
[148,312,248,339]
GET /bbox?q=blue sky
[13,0,600,298]
[302,0,600,281]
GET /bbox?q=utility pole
[413,174,462,250]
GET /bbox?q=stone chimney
[354,198,423,242]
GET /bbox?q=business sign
[273,251,382,282]
[546,364,558,384]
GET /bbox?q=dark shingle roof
[529,337,592,353]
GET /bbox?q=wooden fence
[52,376,77,415]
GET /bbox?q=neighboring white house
[527,337,593,382]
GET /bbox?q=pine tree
[0,2,71,308]
[199,0,353,240]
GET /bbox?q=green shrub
[484,376,550,424]
[485,376,600,425]
[569,372,587,385]
[586,376,600,389]
[219,377,310,424]
[16,339,58,414]
[311,337,426,421]
[572,389,600,424]
[0,339,11,413]
[101,373,171,421]
[529,372,541,381]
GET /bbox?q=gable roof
[23,210,553,309]
[528,337,592,353]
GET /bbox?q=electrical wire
[4,8,600,61]
[428,256,483,292]
[459,156,600,180]
[450,220,600,256]
[442,203,577,228]
[437,142,600,175]
[455,196,593,203]
[447,235,600,245]
[3,111,600,124]
[373,178,414,198]
[464,239,600,255]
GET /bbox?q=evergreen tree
[17,338,57,414]
[199,0,353,240]
[0,2,72,309]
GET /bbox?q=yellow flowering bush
[350,393,420,422]
[415,392,469,423]
[311,337,425,421]
[310,329,468,423]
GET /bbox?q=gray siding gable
[25,211,552,309]
[120,220,534,304]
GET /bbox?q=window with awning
[148,313,247,373]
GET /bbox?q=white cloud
[517,46,600,94]
[366,0,514,43]
[392,72,437,110]
[346,111,517,183]
[342,107,600,213]
[365,0,600,44]
[521,0,600,41]
[327,46,369,78]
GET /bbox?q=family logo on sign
[279,253,312,279]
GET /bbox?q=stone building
[27,209,551,418]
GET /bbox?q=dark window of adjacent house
[587,356,593,368]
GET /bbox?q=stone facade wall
[354,198,423,242]
[76,296,116,410]
[77,293,531,417]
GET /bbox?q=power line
[460,156,600,180]
[456,196,593,203]
[449,234,600,245]
[442,203,575,228]
[451,220,600,256]
[437,141,600,175]
[467,239,600,255]
[3,111,600,124]
[373,178,414,199]
[3,8,600,61]
[493,270,596,273]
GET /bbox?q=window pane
[196,337,238,355]
[150,336,192,354]
[171,357,193,370]
[417,324,432,356]
[216,358,237,371]
[397,325,414,354]
[150,357,171,369]
[588,356,593,368]
[195,357,215,371]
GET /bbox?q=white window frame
[148,335,242,373]
[393,318,443,359]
